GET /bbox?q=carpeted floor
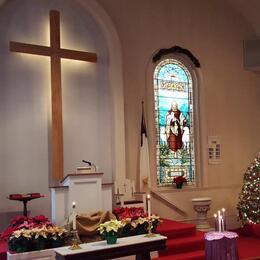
[0,241,7,260]
[154,219,260,260]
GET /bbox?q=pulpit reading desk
[55,234,167,260]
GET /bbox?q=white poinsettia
[98,219,124,234]
[12,229,32,239]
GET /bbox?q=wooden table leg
[136,252,151,260]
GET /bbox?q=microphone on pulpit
[82,160,97,172]
[82,160,92,166]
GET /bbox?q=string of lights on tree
[237,151,260,224]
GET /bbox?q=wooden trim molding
[61,172,104,183]
[49,186,69,189]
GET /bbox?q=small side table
[8,194,44,217]
[205,231,239,260]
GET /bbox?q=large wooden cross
[10,10,97,181]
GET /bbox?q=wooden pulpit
[50,173,112,226]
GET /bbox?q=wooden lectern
[50,173,112,226]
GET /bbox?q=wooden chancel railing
[150,189,187,216]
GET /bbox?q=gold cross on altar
[10,10,97,180]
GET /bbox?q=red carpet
[0,240,7,260]
[155,220,260,260]
[155,219,205,260]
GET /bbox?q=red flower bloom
[173,176,187,184]
[113,207,147,221]
[0,215,52,241]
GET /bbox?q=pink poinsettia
[1,215,53,241]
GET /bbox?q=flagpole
[140,98,150,192]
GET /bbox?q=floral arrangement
[173,175,187,185]
[113,207,147,220]
[1,215,67,253]
[98,219,124,235]
[1,215,52,241]
[113,207,161,236]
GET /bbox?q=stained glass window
[154,58,195,186]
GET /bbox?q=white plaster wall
[0,0,112,223]
[98,0,260,227]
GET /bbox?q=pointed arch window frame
[152,51,202,188]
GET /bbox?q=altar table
[55,234,167,260]
[205,231,239,260]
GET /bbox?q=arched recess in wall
[0,0,126,182]
[77,0,126,181]
[146,46,208,189]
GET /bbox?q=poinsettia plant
[98,219,124,235]
[1,215,67,253]
[113,207,147,220]
[173,175,187,185]
[113,207,161,236]
[1,215,52,241]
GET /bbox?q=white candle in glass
[72,202,76,230]
[147,194,151,219]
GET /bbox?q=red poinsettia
[173,175,187,185]
[0,215,52,241]
[113,207,147,220]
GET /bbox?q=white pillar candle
[219,216,222,232]
[222,208,226,231]
[132,181,136,194]
[214,214,217,231]
[221,218,224,232]
[147,194,151,219]
[114,182,118,194]
[72,202,76,230]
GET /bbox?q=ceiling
[0,0,259,37]
[227,0,260,36]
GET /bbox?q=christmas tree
[237,151,260,224]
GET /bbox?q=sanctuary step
[159,231,205,256]
[155,219,260,260]
[157,219,196,238]
[155,219,205,260]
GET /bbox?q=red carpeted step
[237,235,260,259]
[159,231,205,256]
[157,219,196,239]
[0,240,7,260]
[154,249,205,260]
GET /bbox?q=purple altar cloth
[205,231,239,260]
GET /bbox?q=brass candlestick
[145,219,157,238]
[69,230,82,250]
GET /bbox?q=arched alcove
[0,0,126,218]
